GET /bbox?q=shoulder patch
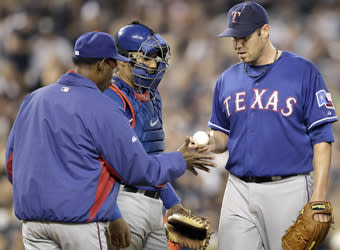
[316,90,334,109]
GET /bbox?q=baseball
[193,131,209,146]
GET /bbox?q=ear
[261,24,270,38]
[96,59,105,72]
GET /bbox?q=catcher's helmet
[115,21,170,91]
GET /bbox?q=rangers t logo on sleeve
[316,90,334,109]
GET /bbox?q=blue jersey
[104,77,180,209]
[209,51,337,177]
[5,72,186,222]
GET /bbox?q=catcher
[104,21,213,250]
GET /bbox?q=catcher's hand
[166,204,191,219]
[282,201,333,250]
[165,212,212,250]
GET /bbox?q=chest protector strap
[108,84,136,128]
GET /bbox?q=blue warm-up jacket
[5,71,186,223]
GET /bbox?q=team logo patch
[131,136,137,143]
[316,90,334,109]
[60,86,70,92]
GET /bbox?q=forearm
[160,183,181,209]
[210,130,228,153]
[311,142,332,201]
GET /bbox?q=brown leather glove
[282,201,333,250]
[165,211,212,250]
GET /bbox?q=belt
[239,174,298,183]
[122,185,161,199]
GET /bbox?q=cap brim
[112,54,130,62]
[218,27,256,38]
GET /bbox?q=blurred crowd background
[1,0,340,249]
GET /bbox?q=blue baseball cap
[218,1,269,38]
[74,31,130,62]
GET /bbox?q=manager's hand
[107,218,131,249]
[178,137,216,176]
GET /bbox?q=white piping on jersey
[209,117,337,133]
[208,121,230,133]
[308,116,338,130]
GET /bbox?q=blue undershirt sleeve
[111,203,122,221]
[160,183,181,209]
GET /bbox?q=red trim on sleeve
[99,155,123,182]
[7,153,13,183]
[88,158,116,222]
[156,184,166,188]
[109,84,136,128]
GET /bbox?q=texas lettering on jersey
[223,88,298,117]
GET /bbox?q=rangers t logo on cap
[218,1,269,38]
[231,11,241,23]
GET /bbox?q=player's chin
[238,52,250,61]
[105,78,113,87]
[238,55,248,62]
[99,81,111,92]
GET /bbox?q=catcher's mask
[115,21,170,93]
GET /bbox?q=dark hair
[72,57,102,66]
[72,57,117,68]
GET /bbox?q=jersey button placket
[249,82,256,137]
[246,85,255,172]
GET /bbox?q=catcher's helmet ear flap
[114,22,170,91]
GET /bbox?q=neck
[243,45,280,78]
[253,44,278,65]
[74,66,100,88]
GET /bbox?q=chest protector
[110,80,165,154]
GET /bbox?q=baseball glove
[165,212,212,250]
[282,201,333,250]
